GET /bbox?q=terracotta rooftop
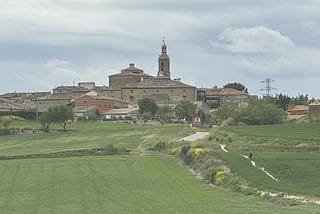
[287,105,309,112]
[123,78,195,89]
[207,87,247,96]
[103,108,139,115]
[74,92,128,104]
[34,93,79,101]
[0,98,34,110]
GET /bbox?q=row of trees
[137,98,197,123]
[273,94,313,110]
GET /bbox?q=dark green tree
[40,105,74,132]
[275,93,291,110]
[223,82,248,93]
[174,100,197,120]
[290,94,309,105]
[138,98,158,116]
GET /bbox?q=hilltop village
[0,41,253,122]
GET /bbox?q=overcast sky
[1,0,320,98]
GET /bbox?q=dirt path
[220,144,228,152]
[218,145,320,204]
[179,132,210,142]
[241,154,279,182]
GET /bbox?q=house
[198,87,250,109]
[33,93,78,112]
[287,105,308,115]
[103,107,139,120]
[72,91,128,114]
[309,102,320,120]
[0,97,34,111]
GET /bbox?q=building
[309,102,320,120]
[106,40,196,104]
[197,87,250,109]
[121,77,195,104]
[72,91,128,114]
[0,97,34,111]
[52,85,90,95]
[33,93,78,112]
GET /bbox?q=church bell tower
[157,38,170,78]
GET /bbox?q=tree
[223,82,248,93]
[234,99,286,125]
[174,100,197,120]
[157,105,175,123]
[137,98,158,116]
[275,93,291,110]
[40,105,74,132]
[0,115,25,129]
[290,94,309,105]
[212,105,236,125]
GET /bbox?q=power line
[260,78,277,97]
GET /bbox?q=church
[99,40,196,105]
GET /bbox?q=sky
[1,0,320,98]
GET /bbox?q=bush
[234,100,286,125]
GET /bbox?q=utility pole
[260,78,277,98]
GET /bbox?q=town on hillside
[1,41,320,125]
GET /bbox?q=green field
[0,155,318,214]
[213,122,320,198]
[0,121,192,156]
[214,151,320,198]
[0,121,319,213]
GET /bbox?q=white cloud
[44,58,110,87]
[212,26,295,54]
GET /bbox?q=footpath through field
[179,132,210,142]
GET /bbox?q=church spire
[161,37,167,55]
[158,38,170,78]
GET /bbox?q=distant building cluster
[0,40,256,119]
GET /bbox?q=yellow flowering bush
[188,147,208,157]
[170,147,181,155]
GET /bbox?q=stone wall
[309,104,320,120]
[121,87,196,104]
[36,99,71,112]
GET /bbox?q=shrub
[234,100,286,125]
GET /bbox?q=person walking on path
[249,151,253,160]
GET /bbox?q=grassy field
[226,122,320,140]
[211,122,320,198]
[0,121,319,213]
[214,151,320,198]
[0,121,193,156]
[0,155,319,214]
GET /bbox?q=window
[144,90,146,93]
[131,90,134,93]
[161,62,164,71]
[130,96,134,101]
[156,89,159,93]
